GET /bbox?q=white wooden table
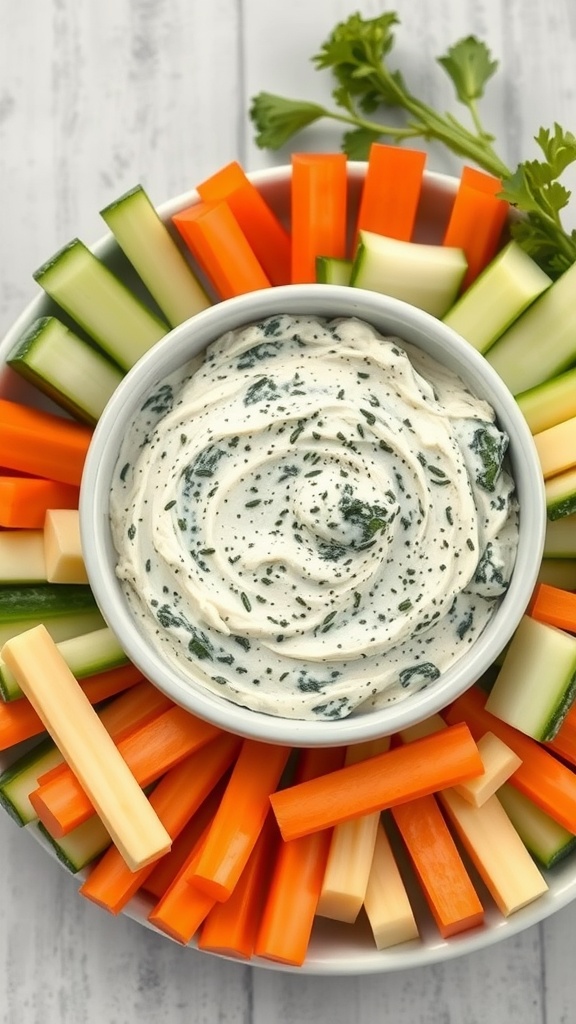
[0,1,575,1020]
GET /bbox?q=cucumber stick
[0,584,103,650]
[442,241,551,353]
[316,256,353,286]
[33,239,168,371]
[36,818,111,873]
[0,738,63,825]
[485,258,576,395]
[100,185,211,328]
[498,783,576,870]
[350,229,467,318]
[545,466,576,521]
[0,625,128,701]
[35,782,153,872]
[7,316,124,425]
[485,615,576,741]
[516,365,576,435]
[544,515,576,558]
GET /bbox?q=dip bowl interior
[80,283,546,747]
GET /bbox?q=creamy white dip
[110,315,519,721]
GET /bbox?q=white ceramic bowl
[79,281,545,747]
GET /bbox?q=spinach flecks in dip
[110,315,519,721]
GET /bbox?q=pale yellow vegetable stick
[452,731,522,807]
[400,715,521,807]
[0,530,46,584]
[363,820,419,950]
[438,788,548,916]
[1,624,171,871]
[397,712,447,743]
[44,509,88,584]
[533,415,576,479]
[316,737,390,923]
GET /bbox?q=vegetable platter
[1,144,576,977]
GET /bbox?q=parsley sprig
[250,11,576,277]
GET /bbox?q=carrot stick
[460,165,504,194]
[529,582,576,633]
[0,476,80,528]
[391,794,484,938]
[270,722,483,842]
[254,746,345,967]
[443,166,509,289]
[0,696,53,750]
[0,400,92,487]
[445,687,576,833]
[198,811,280,960]
[197,161,291,286]
[31,705,220,836]
[291,153,348,283]
[172,200,271,300]
[75,663,143,705]
[355,143,426,243]
[0,663,144,751]
[147,820,219,944]
[142,779,229,900]
[546,703,576,767]
[79,731,241,913]
[187,738,291,902]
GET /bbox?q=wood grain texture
[1,0,576,1020]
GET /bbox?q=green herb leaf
[342,126,383,159]
[249,11,576,276]
[437,36,498,105]
[314,12,399,98]
[250,92,327,150]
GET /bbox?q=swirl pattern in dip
[110,315,519,721]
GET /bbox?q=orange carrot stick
[0,696,52,750]
[198,811,280,960]
[0,663,144,751]
[197,161,291,286]
[460,165,503,194]
[546,703,576,767]
[529,582,576,633]
[445,687,576,832]
[291,153,348,283]
[442,166,509,289]
[142,779,229,900]
[187,738,291,901]
[79,731,241,913]
[172,200,271,300]
[75,663,143,705]
[0,476,80,528]
[254,746,345,967]
[147,820,218,944]
[270,722,483,842]
[0,400,92,487]
[390,795,484,938]
[31,706,220,836]
[355,143,426,243]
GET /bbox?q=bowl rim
[79,281,546,747]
